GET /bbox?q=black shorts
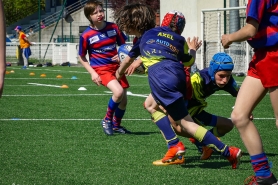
[192,110,217,127]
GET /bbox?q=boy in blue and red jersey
[79,0,130,136]
[222,0,278,184]
[115,4,242,169]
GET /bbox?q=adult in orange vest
[0,1,6,97]
[14,26,32,69]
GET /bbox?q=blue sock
[200,131,230,157]
[156,116,179,147]
[251,153,271,178]
[104,97,120,120]
[189,138,204,152]
[113,108,125,127]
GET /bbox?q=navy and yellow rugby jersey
[128,26,194,73]
[188,68,240,116]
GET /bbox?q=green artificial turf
[0,66,277,185]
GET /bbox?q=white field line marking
[0,118,152,121]
[5,78,74,80]
[252,118,276,119]
[3,91,149,97]
[212,94,237,96]
[127,74,147,78]
[5,84,93,86]
[0,118,274,121]
[2,94,112,97]
[5,84,148,87]
[5,76,147,80]
[7,67,89,74]
[3,93,269,97]
[28,83,62,88]
[35,68,147,76]
[211,93,269,96]
[2,92,267,97]
[104,91,148,97]
[7,67,147,77]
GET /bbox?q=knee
[231,110,249,129]
[144,99,156,114]
[144,102,153,114]
[113,89,124,101]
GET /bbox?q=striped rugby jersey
[246,0,278,48]
[79,22,126,67]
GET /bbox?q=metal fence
[6,41,134,66]
[6,42,79,65]
[201,6,251,73]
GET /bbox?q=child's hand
[116,69,124,80]
[91,72,102,86]
[112,54,120,63]
[221,34,232,49]
[187,37,202,51]
[125,58,142,76]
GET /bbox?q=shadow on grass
[181,156,247,169]
[127,131,159,135]
[180,151,277,169]
[99,131,159,136]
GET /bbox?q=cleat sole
[153,155,185,166]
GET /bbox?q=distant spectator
[28,28,34,36]
[14,26,32,69]
[40,21,46,29]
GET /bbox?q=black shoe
[244,174,278,185]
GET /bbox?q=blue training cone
[71,76,77,80]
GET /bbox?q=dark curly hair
[114,3,156,35]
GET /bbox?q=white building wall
[160,0,224,69]
[160,0,223,38]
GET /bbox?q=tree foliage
[3,0,45,26]
[108,0,160,16]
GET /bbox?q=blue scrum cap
[208,52,234,81]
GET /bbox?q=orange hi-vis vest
[18,31,30,49]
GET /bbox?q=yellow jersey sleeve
[188,72,208,116]
[182,43,195,67]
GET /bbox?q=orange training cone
[60,85,69,88]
